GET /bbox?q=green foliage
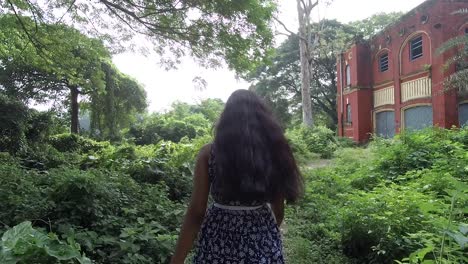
[0,158,51,227]
[335,137,358,148]
[247,19,358,128]
[192,99,225,123]
[49,134,109,154]
[340,185,430,263]
[373,128,468,181]
[284,167,355,264]
[285,127,468,264]
[3,0,276,75]
[0,95,29,153]
[349,12,403,39]
[126,100,220,145]
[0,103,216,263]
[0,14,109,100]
[0,95,66,154]
[287,125,337,159]
[0,221,91,264]
[0,156,186,263]
[0,15,147,135]
[127,114,203,145]
[87,62,147,140]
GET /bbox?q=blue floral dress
[193,148,284,263]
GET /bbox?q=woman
[171,90,303,263]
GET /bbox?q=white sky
[113,0,426,113]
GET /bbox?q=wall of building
[337,0,468,142]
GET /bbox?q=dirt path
[306,159,332,169]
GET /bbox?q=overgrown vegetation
[2,91,467,263]
[284,128,468,264]
[0,97,213,263]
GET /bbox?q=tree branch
[273,16,297,36]
[24,0,40,33]
[57,0,78,24]
[99,0,151,37]
[6,0,49,61]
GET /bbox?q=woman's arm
[170,144,211,264]
[271,195,285,227]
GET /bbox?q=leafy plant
[0,221,91,264]
[285,127,468,264]
[287,125,337,159]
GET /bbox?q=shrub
[126,113,211,145]
[285,128,468,264]
[123,141,196,201]
[284,167,355,264]
[286,125,337,159]
[372,128,466,180]
[0,96,67,154]
[0,95,29,153]
[340,185,431,263]
[0,160,185,263]
[25,111,54,143]
[49,133,109,153]
[285,127,315,163]
[336,136,358,148]
[0,221,91,264]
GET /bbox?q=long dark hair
[213,89,303,203]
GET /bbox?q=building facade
[336,0,468,142]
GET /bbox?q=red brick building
[336,0,468,142]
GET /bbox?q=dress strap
[208,144,215,183]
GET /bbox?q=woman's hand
[271,195,285,227]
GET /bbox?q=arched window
[346,65,351,86]
[410,35,423,61]
[379,53,389,72]
[346,103,352,123]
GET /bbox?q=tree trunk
[70,85,80,134]
[297,0,314,127]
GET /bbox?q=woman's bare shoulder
[197,143,212,161]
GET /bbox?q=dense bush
[126,100,220,145]
[127,114,211,145]
[285,127,468,264]
[0,156,185,263]
[0,95,32,153]
[0,122,213,263]
[49,133,110,154]
[286,125,337,159]
[0,95,67,154]
[372,127,468,180]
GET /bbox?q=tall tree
[0,15,108,133]
[248,20,356,128]
[296,0,319,127]
[2,0,276,74]
[87,62,147,140]
[0,15,146,134]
